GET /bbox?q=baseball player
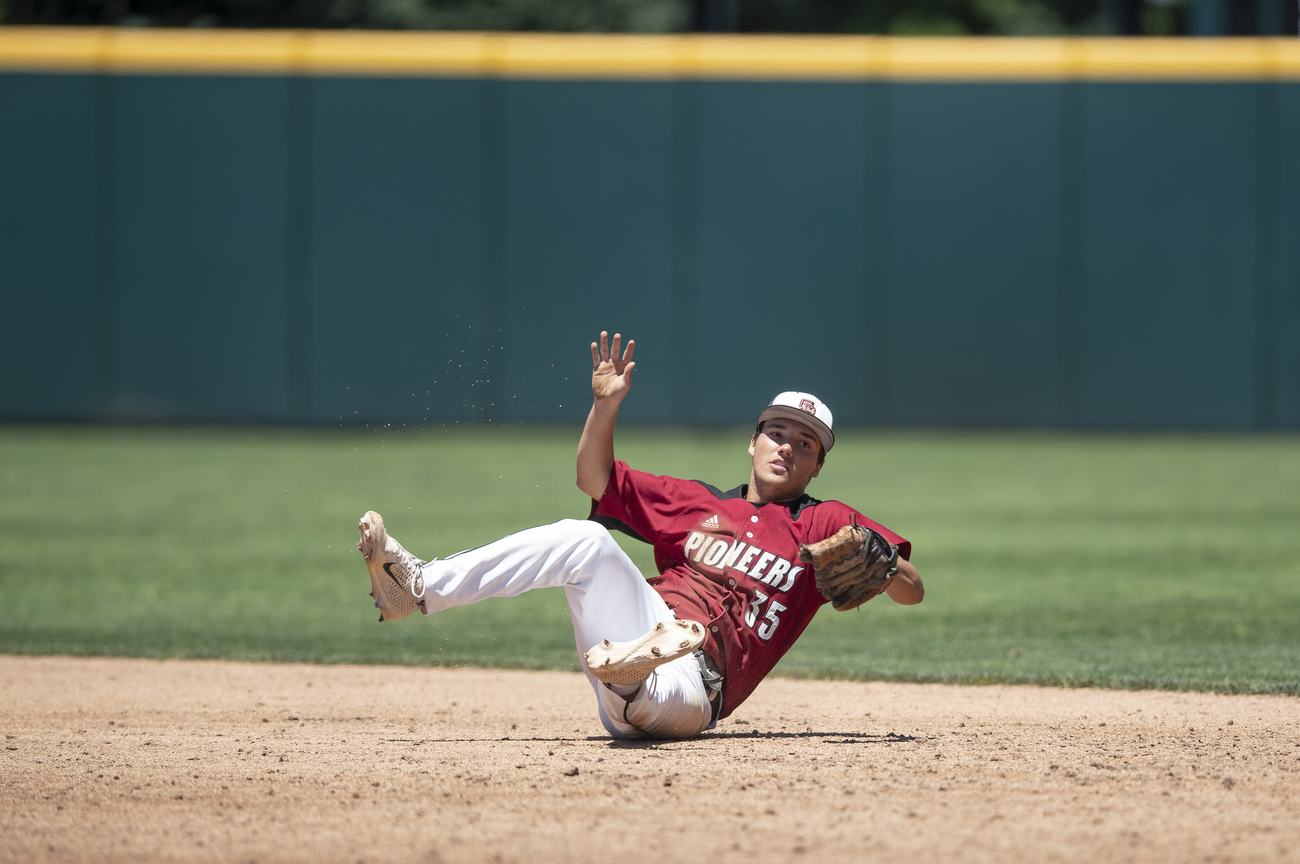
[357,331,923,740]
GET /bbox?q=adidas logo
[701,514,720,530]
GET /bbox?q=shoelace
[391,552,425,596]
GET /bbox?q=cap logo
[799,399,816,414]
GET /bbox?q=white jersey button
[750,515,759,523]
[746,532,753,538]
[728,578,736,586]
[710,625,718,633]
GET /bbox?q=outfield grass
[1,424,1297,695]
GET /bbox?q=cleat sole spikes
[583,619,706,687]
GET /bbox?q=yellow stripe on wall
[1,27,1298,80]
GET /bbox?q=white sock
[607,681,642,697]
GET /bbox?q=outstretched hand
[591,331,635,403]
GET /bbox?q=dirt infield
[2,656,1297,864]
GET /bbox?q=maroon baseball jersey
[589,460,910,719]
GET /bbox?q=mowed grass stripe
[0,425,1297,694]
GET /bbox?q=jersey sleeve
[587,460,687,547]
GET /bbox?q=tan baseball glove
[799,523,900,611]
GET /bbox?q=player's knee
[558,518,618,553]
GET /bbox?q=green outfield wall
[1,31,1298,428]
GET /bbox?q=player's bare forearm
[886,557,924,605]
[576,331,636,501]
[576,400,619,500]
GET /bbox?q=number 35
[744,589,788,642]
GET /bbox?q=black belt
[694,649,724,724]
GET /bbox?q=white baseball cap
[756,391,834,454]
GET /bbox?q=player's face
[747,419,822,503]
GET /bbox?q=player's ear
[748,435,757,458]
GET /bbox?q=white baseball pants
[416,519,713,740]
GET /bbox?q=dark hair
[754,420,826,466]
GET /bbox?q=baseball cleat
[356,510,428,622]
[584,619,706,687]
